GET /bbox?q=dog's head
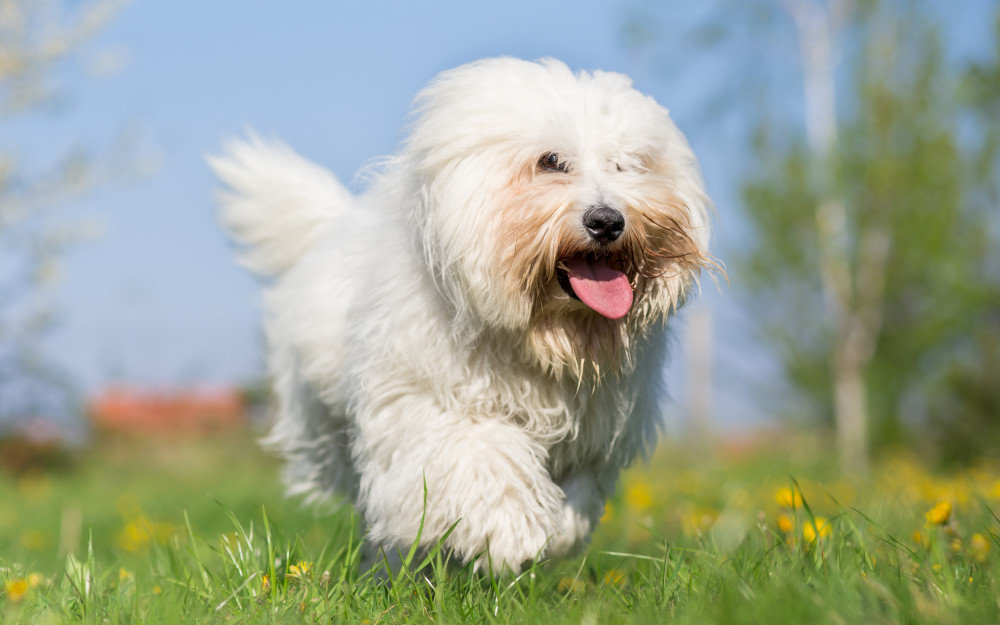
[403,58,712,376]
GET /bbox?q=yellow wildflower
[776,514,794,533]
[775,487,803,509]
[624,481,653,511]
[116,516,175,553]
[925,501,951,526]
[261,573,271,594]
[557,577,586,594]
[802,517,831,543]
[680,507,718,537]
[913,529,930,548]
[602,569,627,586]
[970,533,991,563]
[4,573,43,602]
[287,561,313,581]
[4,578,29,602]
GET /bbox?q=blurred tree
[0,0,125,431]
[626,0,999,472]
[922,10,1000,466]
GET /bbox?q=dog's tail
[209,134,352,278]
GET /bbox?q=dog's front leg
[546,471,610,558]
[356,412,564,575]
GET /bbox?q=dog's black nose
[583,205,625,244]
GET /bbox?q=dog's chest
[451,349,637,475]
[547,390,628,476]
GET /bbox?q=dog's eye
[538,152,568,173]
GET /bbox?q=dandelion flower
[601,569,627,587]
[557,577,587,594]
[681,507,718,537]
[4,578,29,602]
[776,514,794,533]
[970,533,991,563]
[117,516,175,553]
[925,501,951,526]
[775,487,803,509]
[624,482,653,511]
[287,561,313,581]
[802,517,831,543]
[261,574,271,594]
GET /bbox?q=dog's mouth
[556,253,633,319]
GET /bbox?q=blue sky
[16,0,997,430]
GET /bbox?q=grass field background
[2,430,999,624]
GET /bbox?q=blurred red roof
[89,388,244,433]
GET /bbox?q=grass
[1,429,999,623]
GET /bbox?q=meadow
[1,430,999,624]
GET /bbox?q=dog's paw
[459,485,563,575]
[430,456,563,575]
[359,418,569,575]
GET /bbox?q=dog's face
[405,58,712,376]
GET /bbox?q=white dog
[212,57,711,574]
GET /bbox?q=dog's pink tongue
[565,256,633,319]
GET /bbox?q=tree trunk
[833,337,870,475]
[686,302,713,442]
[784,0,875,476]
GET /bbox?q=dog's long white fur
[211,58,711,573]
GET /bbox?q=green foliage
[926,318,1000,465]
[739,2,1000,454]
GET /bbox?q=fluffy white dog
[212,57,711,574]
